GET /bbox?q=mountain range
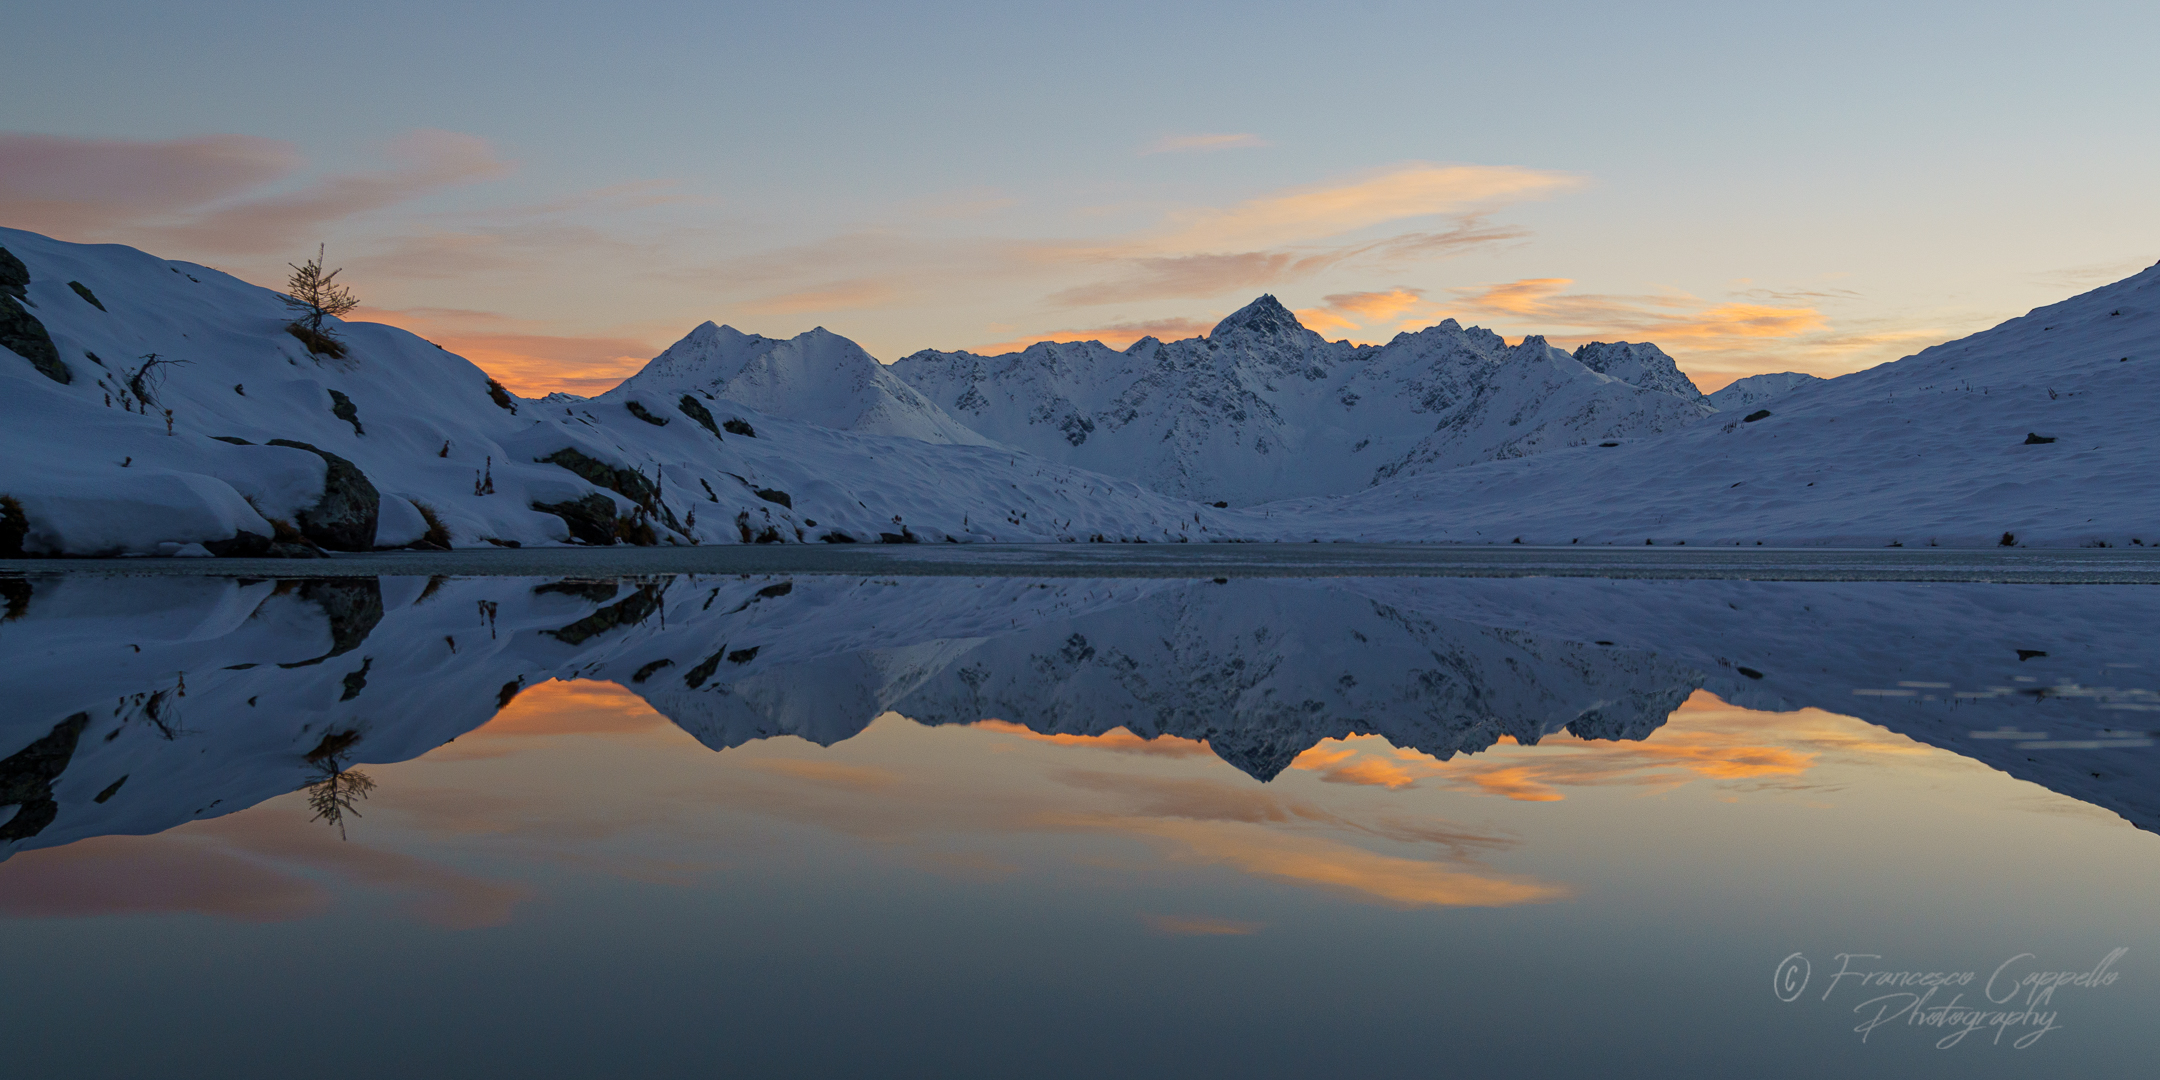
[1,225,2153,554]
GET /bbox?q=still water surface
[0,571,2153,1077]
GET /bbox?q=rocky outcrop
[0,713,89,842]
[0,245,69,385]
[267,439,381,551]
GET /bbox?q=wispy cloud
[1141,133,1271,155]
[0,129,513,255]
[1047,214,1524,307]
[1147,163,1576,253]
[1141,913,1265,935]
[0,132,301,237]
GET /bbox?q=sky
[4,0,2156,396]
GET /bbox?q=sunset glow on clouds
[5,3,2154,396]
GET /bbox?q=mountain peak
[1210,295,1306,340]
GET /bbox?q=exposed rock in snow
[1240,259,2160,546]
[893,297,1712,504]
[1706,371,1822,411]
[1572,341,1704,400]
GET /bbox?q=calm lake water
[1,570,2154,1078]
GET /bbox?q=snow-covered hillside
[603,321,994,445]
[892,297,1714,505]
[0,229,1220,555]
[1244,262,2160,547]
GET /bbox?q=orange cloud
[1151,163,1578,252]
[1080,816,1570,908]
[1451,277,1826,342]
[1142,133,1270,155]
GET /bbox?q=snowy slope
[892,297,1713,505]
[1243,262,2160,547]
[0,229,1223,555]
[604,321,995,445]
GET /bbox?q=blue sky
[5,0,2155,392]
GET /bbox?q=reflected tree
[300,729,375,840]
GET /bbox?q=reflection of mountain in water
[2,570,2156,858]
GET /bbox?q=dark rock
[0,247,69,383]
[2023,432,2056,444]
[1212,501,1229,508]
[1736,666,1764,679]
[203,530,273,558]
[93,775,127,803]
[1743,410,1772,423]
[632,658,674,683]
[543,583,664,645]
[0,495,26,557]
[278,579,385,668]
[496,679,526,709]
[678,395,723,438]
[67,281,105,311]
[533,579,620,604]
[339,657,373,701]
[754,487,792,509]
[486,378,518,413]
[533,493,621,546]
[2017,649,2048,661]
[327,389,364,435]
[0,713,90,842]
[2000,532,2018,547]
[683,648,726,688]
[211,436,253,445]
[820,531,856,543]
[727,646,760,664]
[626,400,669,426]
[0,574,29,621]
[756,581,793,599]
[267,440,381,550]
[534,448,679,532]
[723,418,756,437]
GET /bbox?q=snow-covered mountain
[7,572,2155,858]
[1242,261,2160,547]
[892,297,1714,505]
[1706,371,1820,411]
[603,321,994,445]
[0,228,1221,555]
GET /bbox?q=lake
[1,558,2153,1077]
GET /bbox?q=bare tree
[283,244,359,351]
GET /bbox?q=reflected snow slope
[3,570,2153,858]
